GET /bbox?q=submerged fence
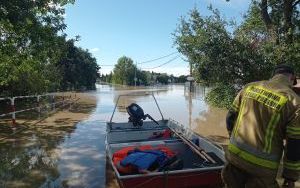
[0,93,78,126]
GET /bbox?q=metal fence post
[10,97,16,127]
[0,92,79,128]
[62,93,65,108]
[52,95,55,111]
[37,95,41,119]
[68,95,72,110]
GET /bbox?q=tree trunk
[260,0,278,43]
[283,0,294,43]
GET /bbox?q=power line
[138,52,178,64]
[99,51,179,67]
[99,65,115,67]
[141,55,181,70]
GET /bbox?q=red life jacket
[149,129,172,139]
[112,145,176,174]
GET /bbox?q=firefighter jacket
[226,74,300,181]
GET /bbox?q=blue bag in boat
[120,150,167,171]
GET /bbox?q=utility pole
[188,88,192,128]
[134,61,137,87]
[189,62,194,92]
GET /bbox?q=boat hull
[118,170,222,188]
[106,119,225,188]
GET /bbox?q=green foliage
[112,56,176,86]
[236,1,300,73]
[136,71,149,86]
[205,84,236,109]
[112,56,136,85]
[174,8,272,87]
[156,73,169,84]
[101,72,113,83]
[234,3,267,43]
[104,60,184,86]
[0,33,67,96]
[0,0,99,97]
[57,41,100,90]
[0,0,70,96]
[177,75,187,83]
[174,3,300,108]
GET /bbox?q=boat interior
[107,139,224,177]
[107,113,225,177]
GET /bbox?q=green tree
[112,56,136,85]
[107,72,113,83]
[156,73,169,84]
[136,70,149,86]
[235,1,300,74]
[57,40,100,90]
[174,3,299,108]
[101,72,113,83]
[173,7,274,108]
[258,0,299,44]
[0,0,75,96]
[177,75,187,83]
[174,7,270,86]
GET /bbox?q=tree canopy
[174,7,271,86]
[174,1,300,108]
[57,40,100,90]
[236,0,300,73]
[0,0,99,97]
[112,56,136,85]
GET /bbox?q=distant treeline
[101,72,187,85]
[100,56,187,85]
[0,1,99,97]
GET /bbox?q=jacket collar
[270,74,293,88]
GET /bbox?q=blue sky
[64,0,251,76]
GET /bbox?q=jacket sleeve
[226,89,243,135]
[231,89,243,112]
[282,108,300,181]
[226,110,237,135]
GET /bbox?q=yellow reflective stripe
[263,113,280,153]
[244,86,288,111]
[251,86,288,106]
[233,99,246,137]
[284,161,300,170]
[229,144,279,169]
[231,103,239,111]
[286,127,300,136]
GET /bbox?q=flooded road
[0,84,228,188]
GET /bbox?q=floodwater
[0,84,228,188]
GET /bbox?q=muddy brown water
[0,84,229,188]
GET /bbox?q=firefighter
[222,64,300,188]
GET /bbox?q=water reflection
[109,84,228,144]
[54,120,107,188]
[0,120,76,188]
[0,84,228,188]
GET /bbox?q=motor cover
[126,103,145,126]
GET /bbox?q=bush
[205,84,236,109]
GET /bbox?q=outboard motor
[126,103,159,127]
